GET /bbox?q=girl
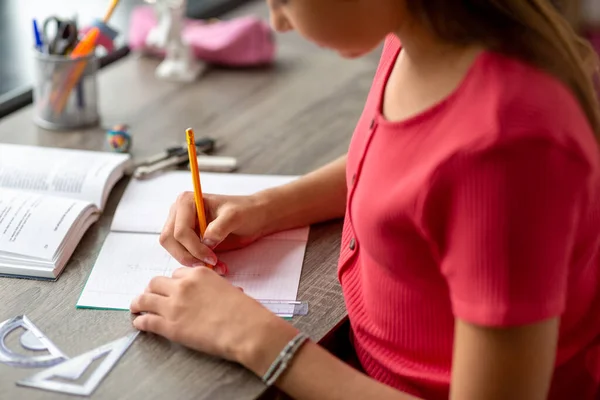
[129,1,600,399]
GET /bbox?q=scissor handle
[42,16,79,55]
[42,17,62,39]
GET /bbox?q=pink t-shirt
[338,34,600,399]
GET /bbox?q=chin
[338,50,368,59]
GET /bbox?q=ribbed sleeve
[421,137,591,326]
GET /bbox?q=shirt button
[349,238,356,250]
[351,173,356,186]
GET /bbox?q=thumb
[202,209,238,249]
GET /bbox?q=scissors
[42,16,79,55]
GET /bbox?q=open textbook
[77,171,309,310]
[0,144,131,279]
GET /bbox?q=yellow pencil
[103,0,121,23]
[186,128,208,237]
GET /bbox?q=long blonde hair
[408,0,600,137]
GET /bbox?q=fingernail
[192,262,207,268]
[214,261,228,276]
[202,238,218,248]
[130,295,139,309]
[203,254,217,266]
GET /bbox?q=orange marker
[186,128,208,237]
[52,29,99,114]
[70,28,100,59]
[53,0,121,114]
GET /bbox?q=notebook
[0,144,131,280]
[77,171,310,311]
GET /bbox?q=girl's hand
[159,192,270,272]
[130,266,298,374]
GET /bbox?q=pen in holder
[32,49,100,130]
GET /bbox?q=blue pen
[33,19,43,51]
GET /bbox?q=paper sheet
[0,144,129,209]
[76,231,308,310]
[111,171,299,233]
[0,189,91,260]
[79,171,309,310]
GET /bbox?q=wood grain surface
[0,1,381,399]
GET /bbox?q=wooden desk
[0,1,380,399]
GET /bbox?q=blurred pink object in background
[128,6,275,67]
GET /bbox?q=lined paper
[111,171,298,234]
[78,171,309,311]
[76,231,308,310]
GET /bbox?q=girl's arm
[157,155,348,266]
[450,318,558,400]
[240,313,558,400]
[256,154,348,236]
[130,266,559,400]
[133,139,575,399]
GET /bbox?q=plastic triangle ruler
[17,331,139,396]
[0,315,68,368]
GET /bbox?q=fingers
[173,195,217,265]
[163,238,204,268]
[202,206,239,249]
[147,276,177,296]
[160,193,217,267]
[171,266,194,279]
[132,313,170,337]
[130,292,167,315]
[214,260,228,276]
[172,264,226,279]
[160,203,198,266]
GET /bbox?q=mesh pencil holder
[32,49,100,130]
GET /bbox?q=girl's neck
[393,19,482,75]
[380,19,484,123]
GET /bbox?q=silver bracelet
[261,332,310,387]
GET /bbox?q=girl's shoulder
[369,36,597,166]
[452,50,597,161]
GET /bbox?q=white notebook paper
[111,172,302,234]
[77,171,309,310]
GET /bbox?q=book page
[0,144,129,209]
[0,189,92,260]
[77,231,307,310]
[111,171,299,234]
